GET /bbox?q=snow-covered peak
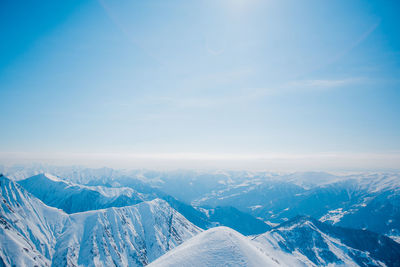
[42,172,63,182]
[20,173,72,187]
[148,226,281,267]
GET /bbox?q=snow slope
[148,226,281,267]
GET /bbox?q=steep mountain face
[1,175,201,267]
[148,227,282,267]
[52,199,201,267]
[253,216,400,267]
[19,174,145,213]
[0,175,68,266]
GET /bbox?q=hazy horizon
[1,151,400,172]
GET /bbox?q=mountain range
[1,168,400,266]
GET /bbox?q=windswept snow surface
[148,226,282,267]
[0,175,201,267]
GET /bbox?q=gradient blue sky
[1,0,400,170]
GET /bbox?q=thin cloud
[244,77,366,100]
[140,77,365,111]
[286,78,362,89]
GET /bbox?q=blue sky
[1,0,399,170]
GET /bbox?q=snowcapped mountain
[326,175,400,238]
[18,173,146,213]
[1,175,201,266]
[0,164,122,184]
[253,216,400,267]
[52,199,201,266]
[0,174,68,266]
[148,226,282,267]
